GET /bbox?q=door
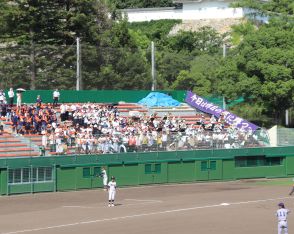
[140,163,162,184]
[79,166,103,189]
[196,160,222,181]
[91,166,103,188]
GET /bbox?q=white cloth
[53,91,60,98]
[101,169,108,186]
[8,90,14,98]
[16,93,21,107]
[277,208,290,234]
[108,181,116,201]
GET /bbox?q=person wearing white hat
[100,167,108,191]
[276,202,290,234]
[107,176,117,207]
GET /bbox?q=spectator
[8,88,14,107]
[53,89,60,108]
[36,95,42,110]
[16,91,22,108]
[0,90,5,104]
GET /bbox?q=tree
[165,27,224,55]
[172,55,221,96]
[233,0,294,17]
[110,0,173,9]
[0,0,113,90]
[213,19,294,124]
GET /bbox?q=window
[93,167,101,177]
[154,164,161,174]
[32,168,38,182]
[83,168,91,178]
[14,169,21,183]
[145,164,161,174]
[45,167,52,181]
[210,161,216,171]
[8,167,53,184]
[145,164,152,174]
[201,161,208,171]
[38,167,45,182]
[22,168,30,183]
[266,157,282,166]
[235,156,282,167]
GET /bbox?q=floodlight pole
[76,37,82,91]
[151,41,156,91]
[223,44,227,58]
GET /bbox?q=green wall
[1,146,294,195]
[5,90,186,104]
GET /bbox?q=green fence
[3,89,230,106]
[4,90,187,104]
[1,146,294,195]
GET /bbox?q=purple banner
[185,91,259,132]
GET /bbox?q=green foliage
[172,55,221,96]
[233,0,294,16]
[213,19,294,124]
[128,20,181,42]
[165,27,224,55]
[0,0,151,90]
[0,0,293,127]
[231,22,256,46]
[110,0,173,9]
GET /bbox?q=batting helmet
[278,202,285,208]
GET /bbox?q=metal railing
[21,129,270,156]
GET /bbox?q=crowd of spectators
[0,91,269,155]
[39,103,267,155]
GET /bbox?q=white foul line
[2,196,293,234]
[124,199,162,203]
[63,200,162,209]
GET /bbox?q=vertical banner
[185,91,259,132]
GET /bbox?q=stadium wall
[5,90,187,104]
[0,146,294,195]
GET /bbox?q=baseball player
[288,178,294,195]
[276,202,290,234]
[100,167,108,191]
[107,176,117,207]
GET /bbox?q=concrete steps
[0,123,40,157]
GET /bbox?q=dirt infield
[0,180,293,234]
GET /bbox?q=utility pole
[223,96,226,110]
[76,37,82,91]
[223,44,227,58]
[151,41,156,91]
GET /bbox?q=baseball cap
[278,202,285,207]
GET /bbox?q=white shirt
[101,169,107,179]
[8,90,14,98]
[108,181,116,192]
[53,91,60,98]
[276,208,290,221]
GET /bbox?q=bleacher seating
[0,101,267,157]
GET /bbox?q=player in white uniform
[107,176,117,207]
[276,202,290,234]
[100,167,108,191]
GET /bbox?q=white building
[121,0,244,22]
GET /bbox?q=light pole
[76,37,82,91]
[151,41,156,91]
